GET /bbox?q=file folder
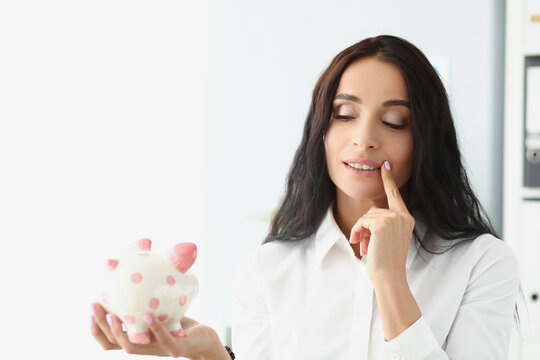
[522,200,540,338]
[525,0,540,53]
[524,57,540,187]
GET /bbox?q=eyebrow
[334,93,410,109]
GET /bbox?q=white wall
[0,1,209,359]
[0,0,506,358]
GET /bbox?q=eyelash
[332,115,407,130]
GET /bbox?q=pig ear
[169,243,197,273]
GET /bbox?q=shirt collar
[314,204,426,268]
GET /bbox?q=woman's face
[324,57,414,203]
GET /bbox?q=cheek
[389,138,414,186]
[324,127,340,162]
[324,128,342,181]
[324,122,348,148]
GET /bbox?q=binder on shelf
[525,0,540,53]
[524,57,540,187]
[522,200,540,338]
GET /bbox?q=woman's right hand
[90,302,231,359]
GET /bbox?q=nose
[352,117,379,149]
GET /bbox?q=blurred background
[0,0,536,359]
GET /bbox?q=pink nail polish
[91,304,96,315]
[106,313,113,326]
[143,315,153,324]
[91,315,95,325]
[384,160,391,171]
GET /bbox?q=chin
[341,187,385,201]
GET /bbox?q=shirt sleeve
[382,240,520,360]
[231,248,275,360]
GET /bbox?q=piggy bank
[100,238,198,344]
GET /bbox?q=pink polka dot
[158,314,168,322]
[170,328,185,337]
[131,272,143,283]
[149,297,160,309]
[178,294,187,306]
[128,332,150,344]
[166,275,176,286]
[124,314,136,325]
[107,259,119,270]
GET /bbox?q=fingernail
[91,303,96,315]
[143,314,153,325]
[384,160,391,171]
[91,315,95,325]
[106,313,113,326]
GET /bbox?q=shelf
[522,187,540,199]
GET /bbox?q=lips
[343,158,382,168]
[343,162,381,177]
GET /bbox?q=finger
[349,225,367,244]
[381,160,407,212]
[91,302,117,345]
[180,316,199,329]
[360,235,370,256]
[107,313,133,347]
[350,226,364,244]
[350,217,376,244]
[350,225,362,244]
[144,314,187,358]
[90,315,121,350]
[359,229,371,256]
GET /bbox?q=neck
[332,191,387,241]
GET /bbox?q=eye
[383,122,407,130]
[332,104,357,122]
[333,115,353,121]
[381,112,408,130]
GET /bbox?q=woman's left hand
[349,160,415,285]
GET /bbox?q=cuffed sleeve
[231,248,275,360]
[383,315,447,359]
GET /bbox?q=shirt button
[391,353,403,360]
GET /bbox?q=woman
[91,35,521,359]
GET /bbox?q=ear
[168,243,197,273]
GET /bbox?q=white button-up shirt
[231,205,520,359]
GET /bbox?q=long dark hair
[263,35,523,324]
[264,34,496,245]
